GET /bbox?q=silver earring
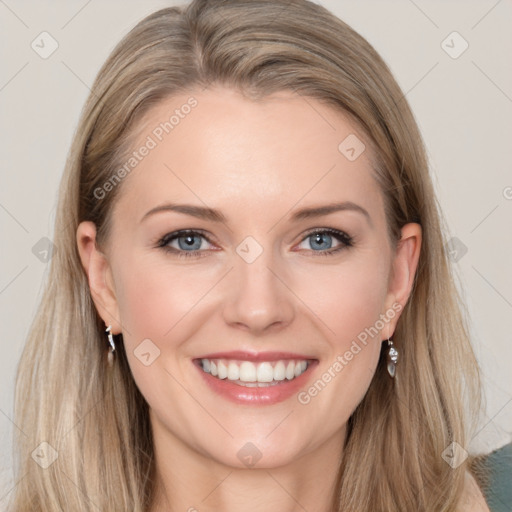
[386,338,399,378]
[105,325,116,366]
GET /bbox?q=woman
[10,0,490,510]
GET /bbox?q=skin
[77,86,424,511]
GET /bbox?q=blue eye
[298,229,353,255]
[309,232,334,250]
[157,230,212,258]
[174,233,204,251]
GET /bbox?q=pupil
[179,235,201,250]
[312,233,331,250]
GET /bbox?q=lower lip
[193,360,318,405]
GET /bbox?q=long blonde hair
[10,0,482,510]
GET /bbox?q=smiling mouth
[196,358,311,387]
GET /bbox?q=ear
[381,222,422,340]
[76,221,122,334]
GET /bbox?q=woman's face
[79,86,420,469]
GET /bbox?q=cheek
[113,257,217,343]
[295,253,390,345]
[293,253,389,410]
[111,257,216,408]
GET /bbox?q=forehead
[114,86,383,225]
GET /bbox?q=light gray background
[1,0,511,503]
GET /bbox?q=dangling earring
[386,338,399,378]
[105,325,116,367]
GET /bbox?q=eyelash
[156,228,354,259]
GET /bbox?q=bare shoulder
[456,471,490,512]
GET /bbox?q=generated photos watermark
[93,96,198,200]
[297,302,402,405]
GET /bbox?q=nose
[222,248,295,335]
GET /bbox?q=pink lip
[193,357,319,406]
[195,350,314,362]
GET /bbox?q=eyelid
[299,227,352,244]
[294,227,354,253]
[157,228,213,245]
[155,229,217,258]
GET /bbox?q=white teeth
[274,361,286,381]
[199,358,310,383]
[237,380,283,388]
[285,361,295,380]
[227,361,239,381]
[217,361,228,379]
[239,361,257,382]
[256,362,274,382]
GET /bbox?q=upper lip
[195,351,316,362]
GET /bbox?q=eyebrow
[289,201,371,225]
[141,203,227,224]
[140,201,372,226]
